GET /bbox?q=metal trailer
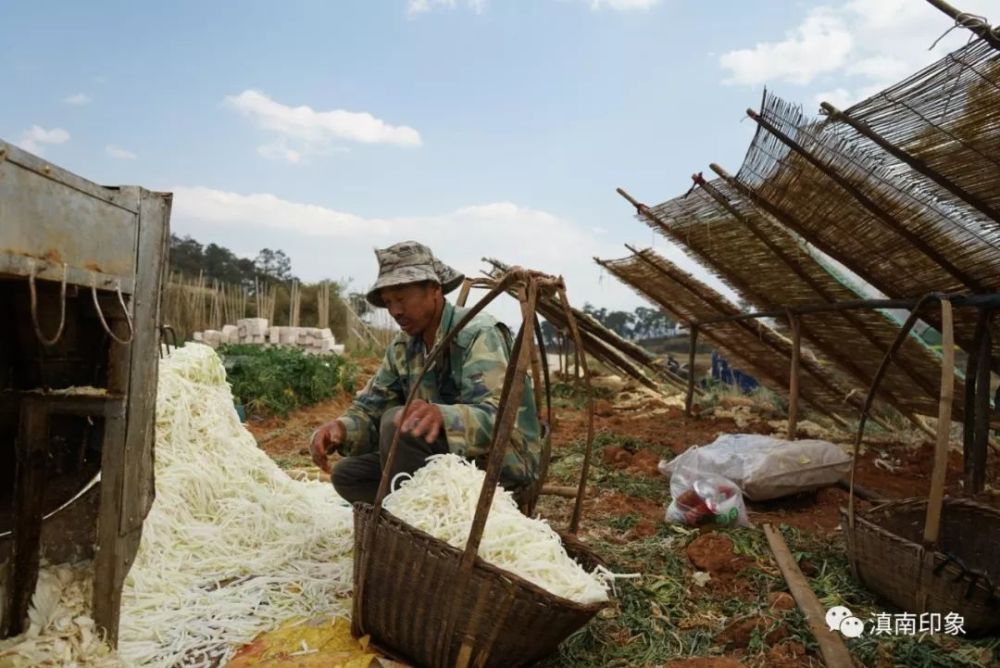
[0,139,171,644]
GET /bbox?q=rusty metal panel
[0,140,139,288]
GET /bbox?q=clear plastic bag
[664,463,750,528]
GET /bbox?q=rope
[28,261,68,347]
[929,12,996,50]
[91,274,135,344]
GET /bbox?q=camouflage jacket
[336,301,541,487]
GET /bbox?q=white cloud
[17,126,70,154]
[225,90,421,161]
[719,0,998,105]
[106,144,137,160]
[408,0,658,14]
[257,141,302,164]
[169,186,638,323]
[407,0,486,15]
[63,93,92,106]
[588,0,660,10]
[719,8,853,86]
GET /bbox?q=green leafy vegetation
[219,344,358,417]
[540,432,1000,667]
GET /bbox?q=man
[309,241,541,505]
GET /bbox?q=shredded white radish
[0,561,122,667]
[382,454,611,605]
[113,343,355,667]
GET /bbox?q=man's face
[380,282,441,336]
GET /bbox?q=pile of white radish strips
[1,343,613,666]
[117,344,356,667]
[1,344,355,667]
[383,454,611,605]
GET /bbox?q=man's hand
[310,420,346,474]
[395,399,443,443]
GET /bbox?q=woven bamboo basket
[841,498,1000,634]
[351,271,609,668]
[841,299,1000,635]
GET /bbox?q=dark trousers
[332,406,450,505]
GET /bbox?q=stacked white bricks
[192,319,344,355]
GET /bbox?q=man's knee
[380,406,403,437]
[331,454,379,505]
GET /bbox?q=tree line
[538,303,678,347]
[167,235,351,342]
[168,234,296,287]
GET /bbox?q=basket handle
[847,294,954,535]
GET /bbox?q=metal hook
[91,274,135,345]
[28,261,68,347]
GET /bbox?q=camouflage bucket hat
[365,241,465,308]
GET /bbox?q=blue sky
[2,0,991,324]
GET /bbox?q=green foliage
[219,344,354,417]
[550,381,614,409]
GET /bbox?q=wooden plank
[92,188,170,645]
[2,398,49,638]
[92,391,130,643]
[120,188,171,534]
[763,524,855,668]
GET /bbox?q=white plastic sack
[659,434,852,501]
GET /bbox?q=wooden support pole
[971,309,993,493]
[964,313,985,490]
[745,108,984,292]
[821,102,1000,226]
[763,524,855,668]
[685,324,699,417]
[923,299,954,546]
[2,398,49,638]
[788,313,801,440]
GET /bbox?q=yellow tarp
[227,617,383,668]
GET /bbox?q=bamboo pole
[923,299,954,545]
[685,325,698,417]
[623,243,862,417]
[746,108,984,292]
[821,101,1000,225]
[692,174,940,410]
[710,163,902,300]
[788,313,801,439]
[763,524,855,668]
